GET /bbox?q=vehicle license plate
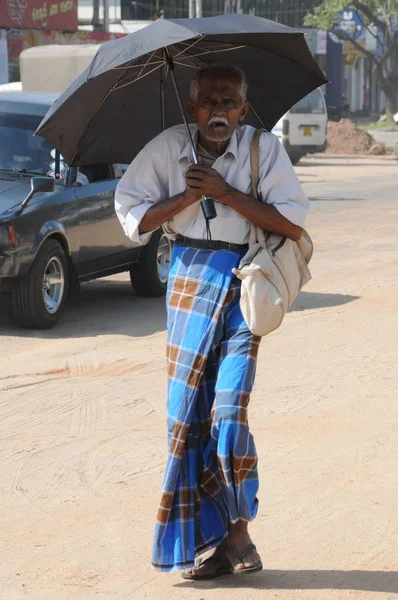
[303,127,312,136]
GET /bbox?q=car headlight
[0,224,16,247]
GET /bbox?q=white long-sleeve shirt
[115,124,309,246]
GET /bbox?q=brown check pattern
[152,246,261,572]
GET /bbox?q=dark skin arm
[139,164,303,241]
[139,188,199,234]
[185,164,303,242]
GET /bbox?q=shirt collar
[178,125,239,163]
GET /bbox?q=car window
[290,90,326,115]
[114,164,129,178]
[0,113,66,177]
[79,164,113,183]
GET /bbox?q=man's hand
[182,183,202,204]
[185,165,234,203]
[138,189,199,234]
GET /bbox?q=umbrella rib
[113,62,163,91]
[169,44,198,68]
[176,44,246,62]
[160,62,166,131]
[248,102,266,129]
[112,60,164,70]
[70,75,125,164]
[70,56,161,162]
[134,49,159,81]
[172,61,199,69]
[172,36,205,59]
[175,39,238,50]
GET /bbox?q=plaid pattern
[152,245,261,572]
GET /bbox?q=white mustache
[208,116,229,127]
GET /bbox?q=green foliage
[304,0,398,32]
[304,0,398,115]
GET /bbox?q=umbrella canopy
[36,14,327,167]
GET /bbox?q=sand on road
[0,155,397,600]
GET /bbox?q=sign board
[344,41,366,67]
[0,0,77,31]
[336,8,366,43]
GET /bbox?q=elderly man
[115,65,309,579]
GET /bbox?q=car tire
[11,239,69,329]
[289,154,302,166]
[130,229,171,297]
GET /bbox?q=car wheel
[130,229,171,297]
[289,154,302,166]
[11,239,69,329]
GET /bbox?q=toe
[243,549,258,568]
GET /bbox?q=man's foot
[182,540,232,580]
[181,522,262,579]
[227,521,262,574]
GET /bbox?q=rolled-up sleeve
[258,133,310,228]
[115,137,168,245]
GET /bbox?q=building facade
[121,0,323,26]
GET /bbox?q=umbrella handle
[165,49,217,221]
[186,138,217,221]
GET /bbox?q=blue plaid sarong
[152,245,261,572]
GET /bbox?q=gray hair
[189,65,248,104]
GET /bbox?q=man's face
[188,73,249,143]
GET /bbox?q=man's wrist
[222,186,243,206]
[182,189,201,206]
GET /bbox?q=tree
[304,0,398,120]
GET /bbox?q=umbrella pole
[165,50,217,221]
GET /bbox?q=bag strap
[249,128,313,263]
[250,128,267,201]
[249,129,267,247]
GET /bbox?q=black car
[0,92,171,329]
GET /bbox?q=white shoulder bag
[232,129,313,337]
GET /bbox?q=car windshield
[0,113,65,176]
[290,90,325,115]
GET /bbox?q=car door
[74,164,128,277]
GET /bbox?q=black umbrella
[36,14,327,219]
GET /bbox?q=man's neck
[197,132,231,157]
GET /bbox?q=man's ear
[239,100,250,122]
[187,99,195,120]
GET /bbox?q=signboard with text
[0,0,77,31]
[336,8,366,43]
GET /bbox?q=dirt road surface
[0,155,397,600]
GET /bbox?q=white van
[272,88,328,165]
[19,45,100,93]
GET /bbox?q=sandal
[228,543,263,575]
[181,555,233,581]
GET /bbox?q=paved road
[0,155,397,600]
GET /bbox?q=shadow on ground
[290,291,360,312]
[0,277,167,339]
[0,287,360,338]
[174,569,398,593]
